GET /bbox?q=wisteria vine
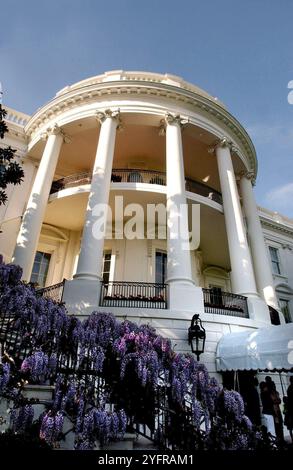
[0,259,270,450]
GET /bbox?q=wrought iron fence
[36,280,65,303]
[99,281,168,309]
[50,169,222,204]
[185,178,222,204]
[50,172,91,194]
[111,168,166,185]
[202,288,249,318]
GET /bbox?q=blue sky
[1,0,293,216]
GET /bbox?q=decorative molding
[41,123,71,144]
[261,218,293,238]
[275,282,293,295]
[281,243,293,251]
[23,80,257,175]
[40,223,68,242]
[208,137,241,160]
[236,170,256,186]
[203,265,230,279]
[95,108,122,129]
[159,112,189,135]
[164,112,189,127]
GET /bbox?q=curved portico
[11,71,276,323]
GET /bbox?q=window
[209,286,223,306]
[155,251,167,284]
[30,251,51,287]
[279,298,292,323]
[269,246,281,275]
[102,251,112,284]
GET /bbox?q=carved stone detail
[208,136,241,157]
[236,170,256,186]
[95,108,121,129]
[41,124,71,143]
[159,112,189,135]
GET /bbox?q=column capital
[159,112,189,135]
[237,170,256,186]
[95,108,122,128]
[41,124,71,143]
[208,136,239,155]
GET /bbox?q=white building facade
[1,71,292,383]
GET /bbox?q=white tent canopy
[216,324,293,372]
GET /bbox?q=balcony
[36,282,249,318]
[99,281,168,309]
[36,280,65,303]
[202,288,249,318]
[50,169,222,204]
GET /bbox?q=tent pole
[279,372,285,396]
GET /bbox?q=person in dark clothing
[264,376,284,442]
[260,382,274,415]
[284,396,293,443]
[265,376,275,392]
[286,377,293,442]
[260,381,276,436]
[244,377,261,426]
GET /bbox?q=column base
[245,295,271,324]
[168,282,205,313]
[62,278,101,316]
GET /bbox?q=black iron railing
[36,280,65,303]
[50,172,91,194]
[99,281,168,309]
[111,168,166,185]
[185,178,222,204]
[202,288,249,318]
[50,169,222,204]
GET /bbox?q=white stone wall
[260,213,293,322]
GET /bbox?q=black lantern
[188,314,206,361]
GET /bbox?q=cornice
[24,80,257,176]
[260,217,293,238]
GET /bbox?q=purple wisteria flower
[0,259,268,451]
[10,404,34,433]
[40,410,64,445]
[0,362,10,392]
[21,351,49,382]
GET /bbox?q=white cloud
[265,183,293,216]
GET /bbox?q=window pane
[279,299,291,323]
[269,247,281,274]
[30,251,51,287]
[269,247,278,262]
[35,252,43,262]
[155,251,167,284]
[102,251,112,283]
[30,273,39,284]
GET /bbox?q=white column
[62,110,119,315]
[165,113,192,284]
[215,139,258,296]
[12,125,64,280]
[74,109,119,280]
[239,173,279,309]
[215,138,270,323]
[164,113,204,313]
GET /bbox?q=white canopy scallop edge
[216,324,293,372]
